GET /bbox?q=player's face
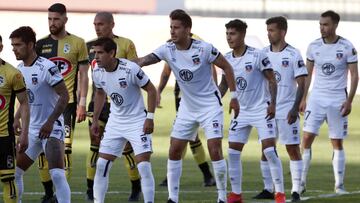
[93,45,114,70]
[11,37,32,61]
[226,28,244,49]
[48,12,67,35]
[94,16,114,38]
[170,19,190,44]
[320,16,337,38]
[267,23,282,45]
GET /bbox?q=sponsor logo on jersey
[49,57,72,76]
[63,43,71,54]
[110,93,124,106]
[321,63,336,75]
[136,70,145,80]
[352,48,357,55]
[7,155,14,168]
[267,123,273,128]
[282,60,289,67]
[211,46,218,56]
[245,63,252,72]
[192,55,200,65]
[179,69,193,81]
[236,77,247,90]
[336,52,343,60]
[27,89,35,103]
[0,95,6,110]
[119,78,127,88]
[274,71,281,83]
[0,75,4,87]
[262,57,271,67]
[141,134,148,142]
[298,60,305,68]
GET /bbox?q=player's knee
[137,161,152,178]
[1,175,14,183]
[49,168,66,183]
[96,158,112,177]
[286,145,301,160]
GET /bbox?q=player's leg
[45,137,70,203]
[0,136,17,203]
[63,103,76,178]
[189,135,215,186]
[122,142,142,201]
[252,152,274,200]
[37,152,54,202]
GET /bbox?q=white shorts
[228,108,276,143]
[171,106,223,141]
[276,118,300,145]
[25,124,65,161]
[100,119,152,157]
[303,91,348,139]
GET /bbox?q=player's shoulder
[65,32,86,43]
[36,56,56,69]
[308,38,323,48]
[247,46,262,56]
[118,58,140,72]
[338,36,355,48]
[283,44,301,56]
[224,51,233,59]
[262,45,271,53]
[113,35,134,45]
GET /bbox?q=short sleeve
[131,63,150,88]
[12,70,26,93]
[46,63,64,87]
[294,50,308,78]
[152,44,166,61]
[126,40,138,60]
[205,43,220,64]
[345,42,357,64]
[306,44,314,62]
[78,39,89,64]
[259,50,272,71]
[92,66,103,89]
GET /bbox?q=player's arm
[341,62,358,116]
[133,53,161,67]
[91,88,106,137]
[213,54,239,118]
[218,74,228,98]
[299,60,314,113]
[263,69,277,120]
[142,81,157,134]
[76,62,89,123]
[39,81,69,139]
[288,75,306,124]
[211,64,218,85]
[157,63,171,107]
[15,90,30,153]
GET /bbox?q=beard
[49,24,64,35]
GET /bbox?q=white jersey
[153,39,222,111]
[224,46,272,111]
[264,44,308,119]
[93,58,150,125]
[306,37,357,94]
[17,56,64,129]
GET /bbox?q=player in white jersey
[253,16,308,202]
[218,19,285,203]
[10,27,70,203]
[135,9,239,203]
[90,37,156,203]
[299,10,358,195]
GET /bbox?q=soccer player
[0,35,29,203]
[218,19,286,203]
[254,16,308,202]
[91,37,156,203]
[135,9,240,203]
[299,10,358,194]
[11,26,70,203]
[85,12,142,201]
[35,3,89,202]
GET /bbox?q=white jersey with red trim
[17,56,64,129]
[264,44,308,119]
[153,39,221,111]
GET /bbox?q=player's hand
[340,100,352,117]
[39,120,54,139]
[299,100,306,115]
[90,121,100,138]
[229,98,240,119]
[17,131,29,153]
[143,119,154,134]
[287,108,299,124]
[156,90,162,108]
[76,105,87,123]
[265,102,276,121]
[13,118,22,135]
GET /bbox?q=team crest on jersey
[245,63,252,72]
[322,63,336,75]
[236,77,247,90]
[0,95,6,110]
[110,93,124,106]
[282,60,289,67]
[119,78,127,88]
[32,76,38,85]
[293,127,298,135]
[336,52,343,60]
[27,89,35,103]
[0,75,4,87]
[179,69,193,81]
[274,71,281,83]
[50,57,72,76]
[192,55,200,65]
[140,134,148,142]
[7,155,14,168]
[63,43,71,54]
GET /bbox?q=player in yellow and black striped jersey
[85,12,141,201]
[35,3,89,202]
[0,35,30,203]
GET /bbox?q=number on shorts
[230,120,238,131]
[304,110,311,120]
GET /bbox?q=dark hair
[169,9,192,28]
[95,12,114,23]
[48,3,67,15]
[266,16,288,31]
[9,26,36,44]
[225,19,248,33]
[93,37,117,53]
[321,10,340,24]
[0,35,2,42]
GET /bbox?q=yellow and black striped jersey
[36,33,89,103]
[0,60,26,137]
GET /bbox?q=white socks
[167,159,182,203]
[333,149,345,187]
[137,161,155,203]
[260,160,273,192]
[212,159,227,202]
[290,160,303,193]
[94,157,113,203]
[49,168,71,203]
[301,148,311,185]
[15,167,24,203]
[228,148,242,194]
[263,147,284,193]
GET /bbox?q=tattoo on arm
[218,75,228,98]
[264,70,277,104]
[49,82,69,123]
[137,54,160,67]
[292,77,305,111]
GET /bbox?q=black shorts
[87,101,110,125]
[0,136,15,170]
